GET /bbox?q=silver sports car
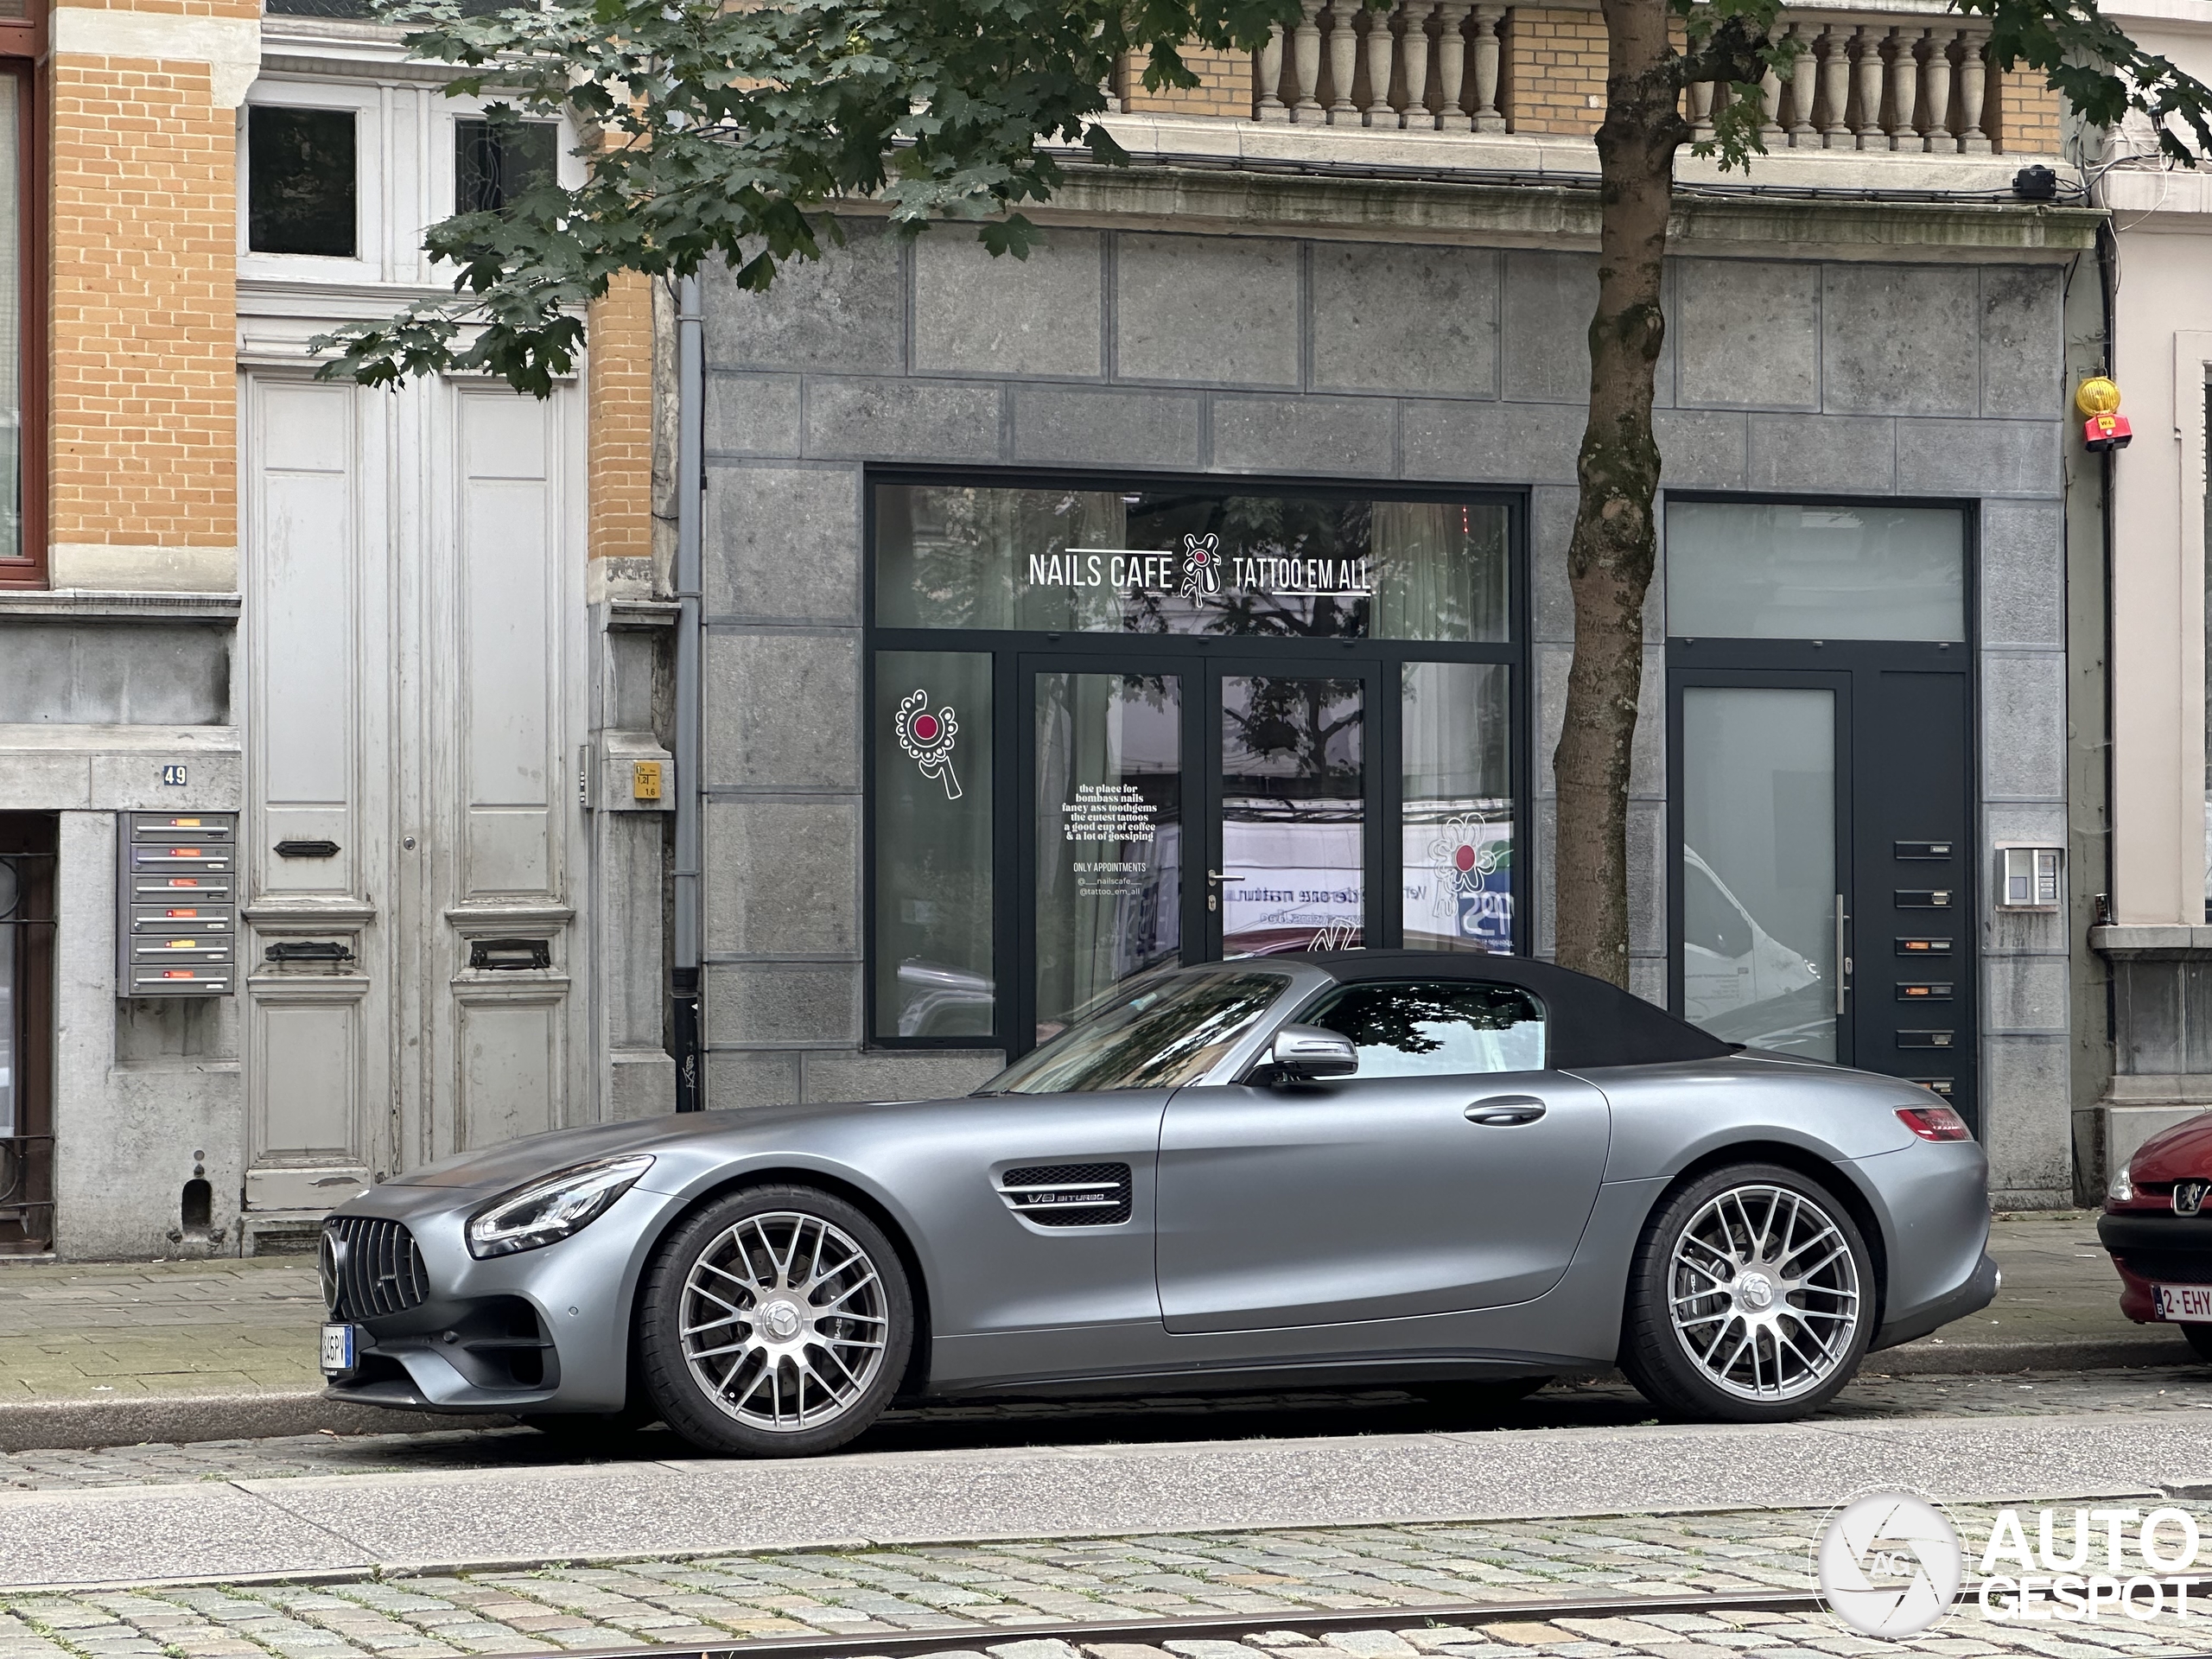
[320,953,1996,1457]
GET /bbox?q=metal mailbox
[118,812,239,996]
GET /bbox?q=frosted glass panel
[1667,503,1965,641]
[1681,687,1836,1060]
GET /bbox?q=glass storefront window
[1033,671,1184,1040]
[872,651,993,1039]
[870,475,1523,1053]
[877,484,1509,643]
[1401,661,1513,952]
[1666,503,1966,642]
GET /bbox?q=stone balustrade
[1249,3,2012,153]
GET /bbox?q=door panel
[1677,683,1841,1059]
[1852,669,1974,1109]
[1211,664,1376,957]
[242,375,387,1197]
[1156,1069,1610,1332]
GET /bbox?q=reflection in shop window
[1402,662,1513,952]
[2205,381,2212,918]
[875,484,1509,642]
[873,652,993,1039]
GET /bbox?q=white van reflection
[1681,849,1821,1039]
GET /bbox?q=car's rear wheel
[1621,1163,1872,1422]
[638,1184,912,1457]
[2182,1322,2212,1363]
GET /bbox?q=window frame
[0,50,43,589]
[237,81,381,285]
[860,466,1532,1057]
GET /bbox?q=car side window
[1304,981,1546,1078]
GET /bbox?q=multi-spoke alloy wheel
[1622,1163,1872,1423]
[640,1186,912,1457]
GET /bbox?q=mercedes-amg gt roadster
[319,953,1996,1456]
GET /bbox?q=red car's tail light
[1897,1104,1973,1142]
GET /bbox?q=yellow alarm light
[2075,376,2123,418]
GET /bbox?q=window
[248,106,357,257]
[0,815,54,1251]
[454,118,558,216]
[1666,503,1967,643]
[1304,980,1546,1077]
[0,62,34,582]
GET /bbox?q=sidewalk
[0,1210,2188,1449]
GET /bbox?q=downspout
[671,273,705,1111]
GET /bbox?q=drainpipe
[671,273,705,1111]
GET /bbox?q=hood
[386,1098,938,1191]
[2128,1110,2212,1184]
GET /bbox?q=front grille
[321,1216,431,1319]
[996,1162,1133,1227]
[2117,1250,2212,1286]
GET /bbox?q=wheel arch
[626,1165,937,1402]
[1630,1140,1891,1332]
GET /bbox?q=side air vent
[996,1162,1133,1227]
[320,1216,431,1319]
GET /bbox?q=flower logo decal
[1180,532,1223,600]
[1426,815,1500,923]
[895,689,962,800]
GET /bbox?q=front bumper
[318,1179,681,1414]
[2097,1210,2212,1323]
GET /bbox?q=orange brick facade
[587,270,654,566]
[1118,46,1253,120]
[48,49,239,563]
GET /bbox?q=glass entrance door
[1675,681,1846,1061]
[1211,666,1374,957]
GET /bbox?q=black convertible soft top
[1274,950,1735,1071]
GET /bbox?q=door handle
[1465,1095,1546,1126]
[1206,869,1245,914]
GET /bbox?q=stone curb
[0,1393,505,1452]
[0,1332,2202,1452]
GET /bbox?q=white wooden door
[241,369,589,1227]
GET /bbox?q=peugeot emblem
[2175,1179,2210,1217]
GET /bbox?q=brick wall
[587,270,654,567]
[1119,45,1253,119]
[48,50,238,569]
[1995,70,2063,156]
[1498,7,1608,137]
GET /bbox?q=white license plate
[320,1321,359,1374]
[2154,1285,2212,1322]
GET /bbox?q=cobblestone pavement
[0,1504,2203,1659]
[3,1363,2211,1492]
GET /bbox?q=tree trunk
[1550,0,1683,989]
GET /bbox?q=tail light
[1897,1104,1973,1142]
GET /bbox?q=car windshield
[981,968,1294,1095]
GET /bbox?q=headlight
[2108,1161,2136,1204]
[467,1154,653,1259]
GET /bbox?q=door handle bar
[1465,1095,1546,1126]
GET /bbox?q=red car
[2100,1115,2212,1357]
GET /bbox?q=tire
[2182,1322,2212,1363]
[1413,1376,1550,1418]
[638,1184,913,1458]
[1620,1162,1873,1423]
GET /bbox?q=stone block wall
[694,214,2072,1198]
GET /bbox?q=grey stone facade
[692,204,2075,1204]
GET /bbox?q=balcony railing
[1250,3,2014,153]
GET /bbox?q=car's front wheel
[1620,1163,1872,1422]
[638,1184,912,1457]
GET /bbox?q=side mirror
[1268,1024,1358,1081]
